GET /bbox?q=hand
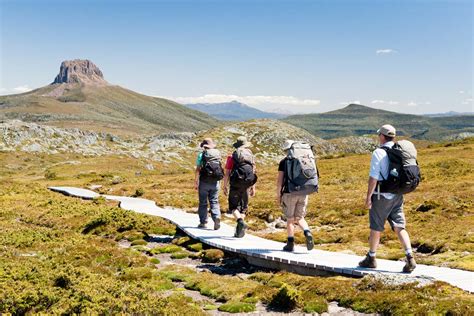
[249,186,255,197]
[365,196,372,209]
[223,186,228,196]
[194,181,199,191]
[276,195,281,206]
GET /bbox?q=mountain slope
[283,104,474,140]
[185,101,285,121]
[0,60,219,136]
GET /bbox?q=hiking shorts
[369,194,405,232]
[281,193,308,221]
[228,186,249,214]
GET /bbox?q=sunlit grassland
[0,138,473,314]
[6,138,470,270]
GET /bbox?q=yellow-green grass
[4,138,471,270]
[0,140,473,313]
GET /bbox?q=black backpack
[230,148,258,189]
[199,149,224,183]
[379,141,421,194]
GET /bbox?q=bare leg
[369,229,381,252]
[394,227,411,251]
[296,217,310,231]
[287,218,295,237]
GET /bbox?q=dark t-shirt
[278,158,290,194]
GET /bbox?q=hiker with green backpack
[194,138,224,230]
[223,136,258,238]
[277,140,317,252]
[359,124,421,273]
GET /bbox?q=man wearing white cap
[358,124,416,272]
[277,140,315,252]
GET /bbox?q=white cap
[377,124,396,137]
[281,140,295,150]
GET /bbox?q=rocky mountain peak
[52,59,107,85]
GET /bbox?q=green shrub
[132,188,145,197]
[44,169,57,180]
[186,242,203,252]
[202,249,224,263]
[171,252,189,259]
[151,245,182,254]
[218,302,256,313]
[270,283,301,311]
[131,239,147,246]
[303,297,328,313]
[150,258,160,264]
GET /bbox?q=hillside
[283,104,474,140]
[0,60,219,136]
[1,119,378,165]
[185,101,284,121]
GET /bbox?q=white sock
[405,248,413,256]
[368,251,376,257]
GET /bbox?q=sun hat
[281,140,295,151]
[200,138,216,149]
[377,124,396,137]
[232,136,252,148]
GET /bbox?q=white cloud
[376,49,397,55]
[165,94,321,114]
[459,90,465,94]
[461,98,473,105]
[13,85,32,93]
[371,100,399,105]
[407,101,418,107]
[339,100,361,105]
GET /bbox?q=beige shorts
[281,193,308,220]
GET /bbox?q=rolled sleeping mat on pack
[397,140,417,166]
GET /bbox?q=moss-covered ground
[0,138,472,313]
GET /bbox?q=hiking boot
[358,253,377,269]
[403,255,417,273]
[283,241,294,252]
[197,222,207,229]
[213,218,221,230]
[234,220,247,238]
[305,233,314,251]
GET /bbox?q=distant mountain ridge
[0,59,219,136]
[283,104,474,140]
[424,111,473,117]
[185,101,285,121]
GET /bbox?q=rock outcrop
[0,119,379,164]
[52,59,107,85]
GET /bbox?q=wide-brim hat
[281,139,295,151]
[232,136,252,148]
[200,138,216,149]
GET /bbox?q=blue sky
[1,0,472,114]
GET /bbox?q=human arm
[276,171,284,205]
[194,152,202,190]
[366,177,378,208]
[194,167,200,190]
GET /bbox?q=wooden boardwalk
[49,186,473,293]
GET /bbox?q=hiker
[223,136,257,238]
[277,140,317,251]
[359,124,421,273]
[194,138,224,230]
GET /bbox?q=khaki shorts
[281,193,308,220]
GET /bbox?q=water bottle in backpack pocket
[379,140,421,194]
[285,142,319,195]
